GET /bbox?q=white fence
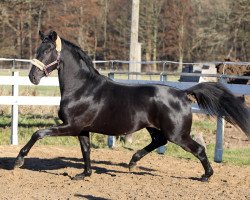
[0,72,60,145]
[0,59,250,163]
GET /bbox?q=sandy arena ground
[0,143,249,200]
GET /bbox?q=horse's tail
[185,82,250,137]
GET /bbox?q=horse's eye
[44,49,50,55]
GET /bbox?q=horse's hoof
[13,157,24,169]
[201,175,210,182]
[128,162,137,172]
[72,173,85,180]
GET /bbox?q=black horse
[14,30,250,182]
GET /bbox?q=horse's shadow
[0,156,159,178]
[170,175,206,182]
[74,194,111,200]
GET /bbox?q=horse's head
[29,30,61,85]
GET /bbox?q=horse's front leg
[13,124,75,169]
[72,132,92,180]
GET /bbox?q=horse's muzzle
[29,70,40,85]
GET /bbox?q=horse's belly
[88,111,150,136]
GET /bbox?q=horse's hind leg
[170,135,213,182]
[72,131,92,180]
[128,127,167,171]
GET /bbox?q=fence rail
[1,57,250,66]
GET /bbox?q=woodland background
[0,0,249,66]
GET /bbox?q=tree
[0,0,249,66]
[140,0,164,71]
[227,0,250,60]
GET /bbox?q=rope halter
[30,36,62,76]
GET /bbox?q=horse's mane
[61,38,100,76]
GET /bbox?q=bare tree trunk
[145,1,153,63]
[103,0,109,61]
[129,0,141,79]
[18,17,23,58]
[78,7,84,47]
[152,23,157,71]
[93,29,98,63]
[145,40,152,62]
[28,1,32,58]
[226,18,242,59]
[178,15,184,72]
[0,14,4,40]
[152,1,163,71]
[2,6,19,57]
[36,7,42,47]
[92,18,98,68]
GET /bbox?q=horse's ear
[49,31,57,42]
[39,30,45,41]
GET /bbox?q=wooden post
[11,71,19,145]
[129,0,141,80]
[125,0,141,143]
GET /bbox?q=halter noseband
[30,36,62,76]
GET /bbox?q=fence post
[107,72,115,148]
[160,73,167,82]
[157,73,167,154]
[214,117,225,162]
[11,71,19,145]
[107,136,116,149]
[108,72,114,79]
[214,76,226,162]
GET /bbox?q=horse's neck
[58,49,102,97]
